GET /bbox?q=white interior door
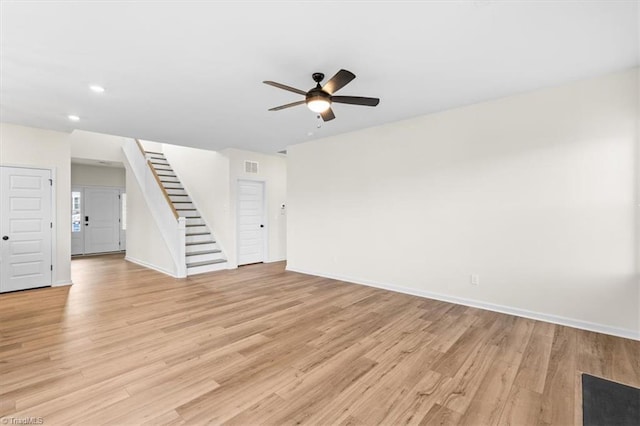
[84,187,120,254]
[0,166,53,292]
[237,180,265,265]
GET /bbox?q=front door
[237,180,265,265]
[84,187,120,254]
[71,188,83,255]
[0,166,53,292]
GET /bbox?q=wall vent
[244,160,259,174]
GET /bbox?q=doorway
[71,186,125,255]
[0,166,53,292]
[237,179,266,265]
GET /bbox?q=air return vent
[244,161,259,174]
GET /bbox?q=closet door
[0,166,52,292]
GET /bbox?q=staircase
[145,150,227,275]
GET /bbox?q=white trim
[50,167,57,286]
[266,257,286,263]
[286,266,640,341]
[125,256,180,278]
[53,280,73,287]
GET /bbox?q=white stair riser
[174,202,195,210]
[187,261,227,275]
[186,225,208,233]
[170,195,191,202]
[186,251,224,263]
[178,210,200,218]
[185,217,205,226]
[166,190,188,197]
[186,242,217,253]
[186,234,213,244]
[160,176,180,183]
[163,182,183,189]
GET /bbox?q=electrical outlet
[470,274,480,286]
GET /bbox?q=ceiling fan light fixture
[306,98,331,113]
[265,69,379,122]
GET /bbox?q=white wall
[69,130,126,163]
[71,164,125,187]
[162,144,232,263]
[287,68,639,339]
[124,164,176,276]
[0,123,72,285]
[226,148,287,265]
[161,144,287,267]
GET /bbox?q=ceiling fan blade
[331,96,380,107]
[263,81,307,96]
[322,69,356,94]
[268,100,306,111]
[320,108,335,121]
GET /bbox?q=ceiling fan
[263,69,380,122]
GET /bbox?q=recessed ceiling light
[68,115,80,121]
[89,85,105,93]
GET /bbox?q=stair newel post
[176,216,187,278]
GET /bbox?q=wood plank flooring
[1,254,638,425]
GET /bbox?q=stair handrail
[147,159,180,220]
[135,139,146,156]
[135,139,179,220]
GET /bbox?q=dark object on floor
[582,373,640,426]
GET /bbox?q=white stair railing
[122,138,186,277]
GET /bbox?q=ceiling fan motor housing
[264,69,379,119]
[306,87,330,104]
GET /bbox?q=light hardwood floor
[1,254,638,425]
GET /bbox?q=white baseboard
[266,257,286,263]
[125,256,179,278]
[53,280,73,287]
[286,266,639,341]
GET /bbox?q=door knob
[2,236,8,240]
[260,224,264,228]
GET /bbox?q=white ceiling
[1,1,638,154]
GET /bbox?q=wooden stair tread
[186,232,210,236]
